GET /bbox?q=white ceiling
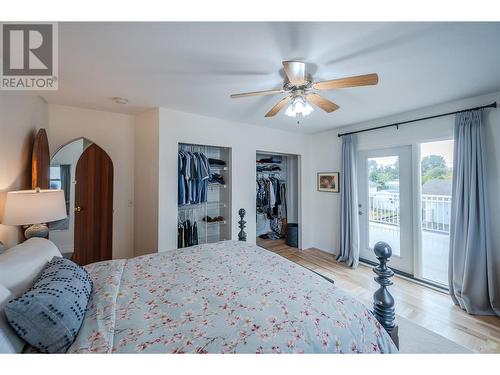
[41,22,500,133]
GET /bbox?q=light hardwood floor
[257,238,500,353]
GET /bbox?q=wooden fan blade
[230,88,284,99]
[265,96,291,117]
[313,73,379,90]
[306,93,340,113]
[283,61,306,86]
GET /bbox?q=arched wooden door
[73,143,113,265]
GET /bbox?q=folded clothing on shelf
[208,158,226,166]
[209,173,225,185]
[257,165,282,172]
[256,155,282,164]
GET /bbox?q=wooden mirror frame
[32,128,50,189]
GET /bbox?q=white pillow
[0,283,24,353]
[0,238,62,297]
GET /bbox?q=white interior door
[358,146,413,274]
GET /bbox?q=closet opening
[256,151,300,252]
[177,143,232,247]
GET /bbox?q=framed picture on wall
[317,172,339,193]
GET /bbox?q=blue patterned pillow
[4,257,93,353]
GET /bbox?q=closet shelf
[205,234,228,241]
[178,202,227,210]
[202,220,227,226]
[208,183,227,189]
[257,171,283,175]
[210,166,228,171]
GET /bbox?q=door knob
[358,210,363,215]
[74,206,82,213]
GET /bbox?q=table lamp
[2,188,67,239]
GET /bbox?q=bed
[65,240,397,353]
[1,213,398,354]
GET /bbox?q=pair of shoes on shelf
[203,216,224,223]
[209,173,225,184]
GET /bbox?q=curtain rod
[337,102,497,138]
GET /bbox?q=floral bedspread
[69,241,397,353]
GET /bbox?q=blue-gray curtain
[337,134,359,268]
[449,110,499,316]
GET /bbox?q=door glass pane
[420,140,453,286]
[367,156,401,256]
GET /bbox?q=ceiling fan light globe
[285,96,314,118]
[285,105,295,117]
[302,102,314,116]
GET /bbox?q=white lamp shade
[2,189,67,226]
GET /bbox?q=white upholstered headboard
[0,238,61,297]
[0,238,62,353]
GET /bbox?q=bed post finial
[238,208,247,242]
[372,241,399,348]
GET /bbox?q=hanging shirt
[178,223,184,248]
[192,221,198,245]
[199,153,211,203]
[181,151,192,204]
[180,151,191,205]
[269,179,276,207]
[256,179,265,208]
[178,152,185,205]
[275,179,281,206]
[183,219,192,247]
[193,152,202,204]
[191,152,198,203]
[280,183,287,219]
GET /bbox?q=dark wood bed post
[372,241,399,349]
[238,208,247,241]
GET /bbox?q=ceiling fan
[230,61,379,121]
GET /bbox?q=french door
[358,146,413,274]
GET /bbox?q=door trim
[359,258,448,292]
[413,137,454,287]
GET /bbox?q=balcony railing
[421,194,451,233]
[369,192,452,234]
[369,192,401,226]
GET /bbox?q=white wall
[48,104,135,259]
[134,109,160,256]
[0,93,48,249]
[154,107,313,252]
[3,91,496,266]
[308,91,500,261]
